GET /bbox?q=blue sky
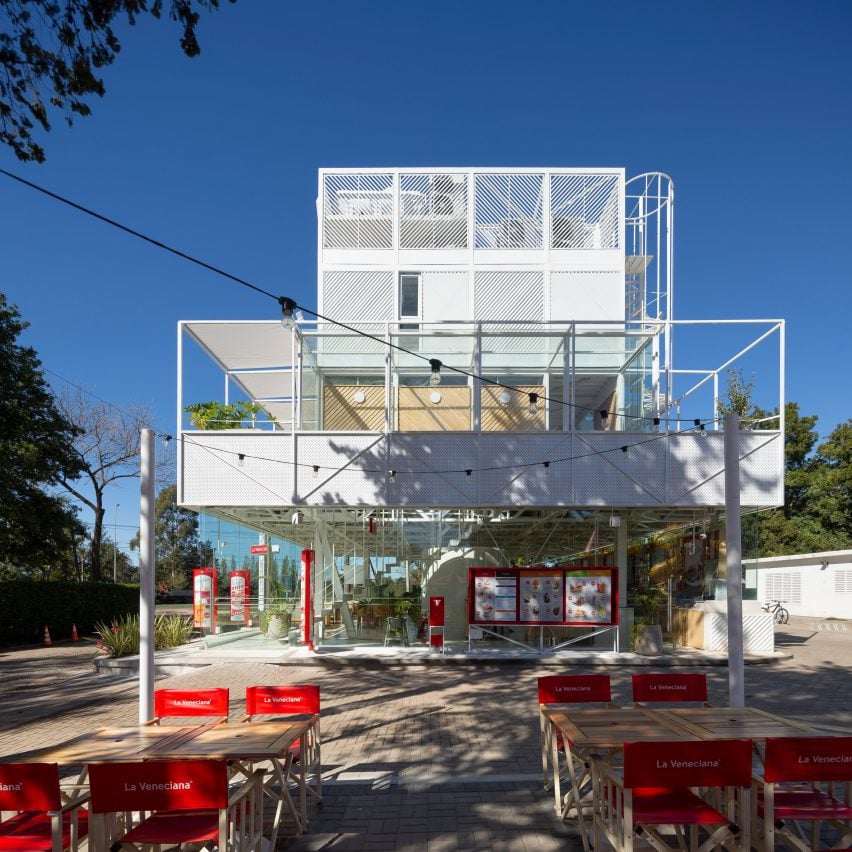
[2,0,851,551]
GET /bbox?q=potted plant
[631,584,667,655]
[263,601,295,639]
[184,400,265,430]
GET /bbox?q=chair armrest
[590,754,624,787]
[48,790,90,815]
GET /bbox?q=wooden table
[147,718,316,844]
[541,706,699,850]
[11,718,320,846]
[540,704,833,852]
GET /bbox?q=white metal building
[745,550,852,620]
[177,167,785,650]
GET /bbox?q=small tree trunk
[91,503,104,582]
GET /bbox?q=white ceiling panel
[184,322,295,371]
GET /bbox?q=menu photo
[564,571,612,623]
[519,571,563,623]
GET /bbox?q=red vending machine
[429,596,445,651]
[192,567,217,633]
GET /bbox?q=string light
[237,453,245,466]
[543,461,550,473]
[312,464,319,478]
[429,359,442,387]
[528,392,539,415]
[465,469,472,477]
[279,296,297,329]
[388,469,397,481]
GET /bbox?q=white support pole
[616,520,628,653]
[138,429,155,724]
[724,413,745,707]
[258,532,267,613]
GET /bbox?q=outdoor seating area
[538,673,852,851]
[0,686,322,851]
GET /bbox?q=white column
[616,520,628,652]
[724,413,745,707]
[138,429,155,723]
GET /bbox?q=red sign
[429,596,445,627]
[301,548,314,651]
[229,570,251,623]
[250,544,268,555]
[469,567,619,627]
[192,567,217,632]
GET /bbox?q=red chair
[87,758,263,850]
[147,687,230,724]
[245,685,322,808]
[0,762,89,852]
[592,738,753,851]
[755,736,852,851]
[631,672,710,706]
[537,674,614,830]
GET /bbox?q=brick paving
[0,616,850,850]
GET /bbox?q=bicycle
[761,599,789,624]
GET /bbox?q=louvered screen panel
[322,385,384,430]
[323,173,393,248]
[474,173,543,248]
[322,271,393,322]
[766,573,802,606]
[550,173,620,249]
[400,173,468,248]
[474,271,544,322]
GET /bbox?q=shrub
[0,580,138,645]
[94,613,195,658]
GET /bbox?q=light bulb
[312,465,319,479]
[279,296,297,329]
[429,359,442,386]
[528,393,539,415]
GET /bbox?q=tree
[129,484,205,589]
[0,293,84,571]
[0,0,235,162]
[55,385,168,581]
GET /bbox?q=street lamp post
[113,503,120,582]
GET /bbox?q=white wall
[746,554,852,619]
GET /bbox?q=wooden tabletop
[18,724,211,765]
[541,706,698,749]
[146,719,315,761]
[645,706,824,741]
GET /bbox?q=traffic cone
[71,623,79,642]
[43,625,52,646]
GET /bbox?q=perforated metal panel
[400,173,468,248]
[550,173,620,249]
[551,270,625,323]
[323,173,394,248]
[707,614,775,652]
[180,431,783,510]
[474,173,544,248]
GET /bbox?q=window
[399,274,420,320]
[399,273,421,352]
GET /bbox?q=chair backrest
[623,739,752,789]
[88,759,228,813]
[245,684,321,718]
[631,672,708,705]
[0,762,61,812]
[537,674,612,705]
[153,688,229,721]
[764,736,852,783]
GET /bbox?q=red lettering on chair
[245,685,321,717]
[89,760,228,813]
[623,740,751,789]
[765,737,852,783]
[632,673,708,704]
[537,675,612,705]
[0,763,61,812]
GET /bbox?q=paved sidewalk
[1,617,850,850]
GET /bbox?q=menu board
[472,570,517,622]
[469,567,618,626]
